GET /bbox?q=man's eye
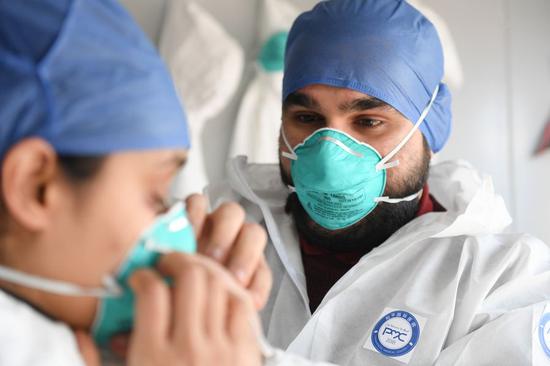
[356,118,383,127]
[295,113,323,124]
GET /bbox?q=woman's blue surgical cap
[0,0,190,160]
[283,0,452,152]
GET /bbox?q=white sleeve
[435,234,550,365]
[435,302,550,365]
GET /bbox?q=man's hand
[186,194,272,309]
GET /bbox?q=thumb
[75,331,101,366]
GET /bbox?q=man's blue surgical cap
[0,0,190,160]
[283,0,452,152]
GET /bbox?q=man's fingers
[74,331,101,366]
[185,194,208,238]
[224,223,267,286]
[247,257,273,310]
[198,202,245,262]
[128,269,170,348]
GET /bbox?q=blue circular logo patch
[371,310,420,357]
[539,313,550,359]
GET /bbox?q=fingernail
[254,293,264,309]
[209,247,224,261]
[232,268,247,284]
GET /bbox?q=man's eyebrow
[339,97,392,113]
[283,92,321,111]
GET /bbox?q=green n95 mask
[92,202,196,344]
[0,202,196,345]
[281,86,439,230]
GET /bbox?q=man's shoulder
[427,159,513,235]
[428,159,484,206]
[423,231,550,274]
[206,156,287,209]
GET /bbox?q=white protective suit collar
[225,156,512,238]
[217,156,513,311]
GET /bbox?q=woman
[0,0,270,365]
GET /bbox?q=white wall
[417,0,550,243]
[507,0,550,243]
[120,0,550,243]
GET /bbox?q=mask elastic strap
[281,127,298,160]
[0,265,121,298]
[374,189,423,204]
[376,84,440,171]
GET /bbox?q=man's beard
[281,138,432,253]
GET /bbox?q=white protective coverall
[207,156,550,365]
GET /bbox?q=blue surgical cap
[283,0,452,152]
[0,0,190,160]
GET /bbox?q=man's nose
[325,116,357,138]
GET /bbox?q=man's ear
[1,138,60,232]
